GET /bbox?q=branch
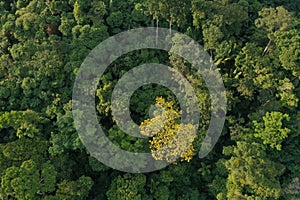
[262,39,272,56]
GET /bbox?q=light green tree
[253,112,290,150]
[222,142,285,199]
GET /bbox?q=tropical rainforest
[0,0,300,199]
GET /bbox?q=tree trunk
[263,39,272,56]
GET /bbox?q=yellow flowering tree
[140,97,197,163]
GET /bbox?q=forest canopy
[0,0,299,199]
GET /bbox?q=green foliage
[107,125,149,153]
[275,29,300,79]
[276,78,299,107]
[253,112,290,150]
[282,178,300,199]
[0,0,299,199]
[1,160,57,199]
[88,156,109,172]
[49,101,85,156]
[0,110,49,138]
[106,174,147,200]
[255,6,294,40]
[223,142,285,199]
[56,176,94,200]
[2,138,49,163]
[192,0,248,55]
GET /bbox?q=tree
[282,177,300,199]
[222,142,285,199]
[2,138,49,163]
[233,41,298,111]
[106,174,147,200]
[191,0,248,64]
[49,101,85,156]
[276,78,298,107]
[73,0,90,25]
[1,160,57,199]
[14,1,46,41]
[155,0,191,30]
[0,110,50,139]
[55,176,94,200]
[255,6,295,55]
[255,6,294,40]
[140,97,197,163]
[275,29,300,79]
[253,112,290,150]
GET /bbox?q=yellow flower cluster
[140,97,197,163]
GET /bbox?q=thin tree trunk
[263,39,272,56]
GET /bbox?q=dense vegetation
[0,0,300,199]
